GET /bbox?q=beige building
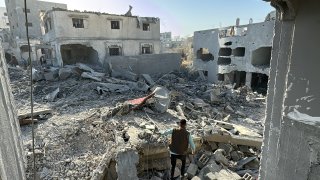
[41,9,160,66]
[4,0,67,63]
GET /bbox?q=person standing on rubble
[161,119,195,180]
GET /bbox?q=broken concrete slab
[205,133,262,148]
[76,63,95,73]
[81,72,102,81]
[116,149,139,180]
[59,67,73,80]
[45,87,60,102]
[44,68,59,81]
[111,69,138,81]
[18,108,52,120]
[187,163,198,178]
[142,74,155,86]
[32,68,44,81]
[213,149,229,166]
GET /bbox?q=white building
[193,12,276,93]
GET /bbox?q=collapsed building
[193,12,276,94]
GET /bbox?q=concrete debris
[187,163,198,178]
[81,72,102,81]
[45,87,60,102]
[214,149,229,166]
[97,83,131,93]
[32,68,44,81]
[111,68,138,81]
[59,67,73,80]
[44,68,59,81]
[8,66,266,179]
[141,74,155,86]
[76,63,95,73]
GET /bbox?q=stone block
[205,172,217,180]
[59,67,73,80]
[187,163,198,178]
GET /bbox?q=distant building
[40,9,160,66]
[193,11,276,93]
[0,7,9,29]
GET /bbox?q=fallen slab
[18,109,52,120]
[82,72,102,81]
[204,133,262,149]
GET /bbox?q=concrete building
[40,9,161,67]
[193,13,275,93]
[4,0,67,63]
[0,7,10,29]
[260,0,320,179]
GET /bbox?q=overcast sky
[0,0,275,37]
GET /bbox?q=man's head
[179,119,187,129]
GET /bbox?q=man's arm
[189,134,196,154]
[161,129,173,136]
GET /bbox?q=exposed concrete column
[259,19,295,180]
[54,43,63,66]
[0,44,25,179]
[245,72,252,87]
[260,0,320,179]
[31,46,37,63]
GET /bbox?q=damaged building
[193,12,276,94]
[40,9,161,67]
[4,0,67,64]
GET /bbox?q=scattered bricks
[197,154,210,169]
[187,163,198,178]
[218,143,233,156]
[243,173,254,180]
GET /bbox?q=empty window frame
[109,47,121,56]
[218,48,232,56]
[141,44,152,54]
[44,19,52,33]
[143,23,150,31]
[232,47,246,57]
[111,21,120,29]
[4,12,7,16]
[72,18,84,28]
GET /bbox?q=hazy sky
[0,0,274,36]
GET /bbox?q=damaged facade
[4,0,67,64]
[193,12,275,94]
[40,9,161,67]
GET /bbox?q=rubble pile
[8,64,266,179]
